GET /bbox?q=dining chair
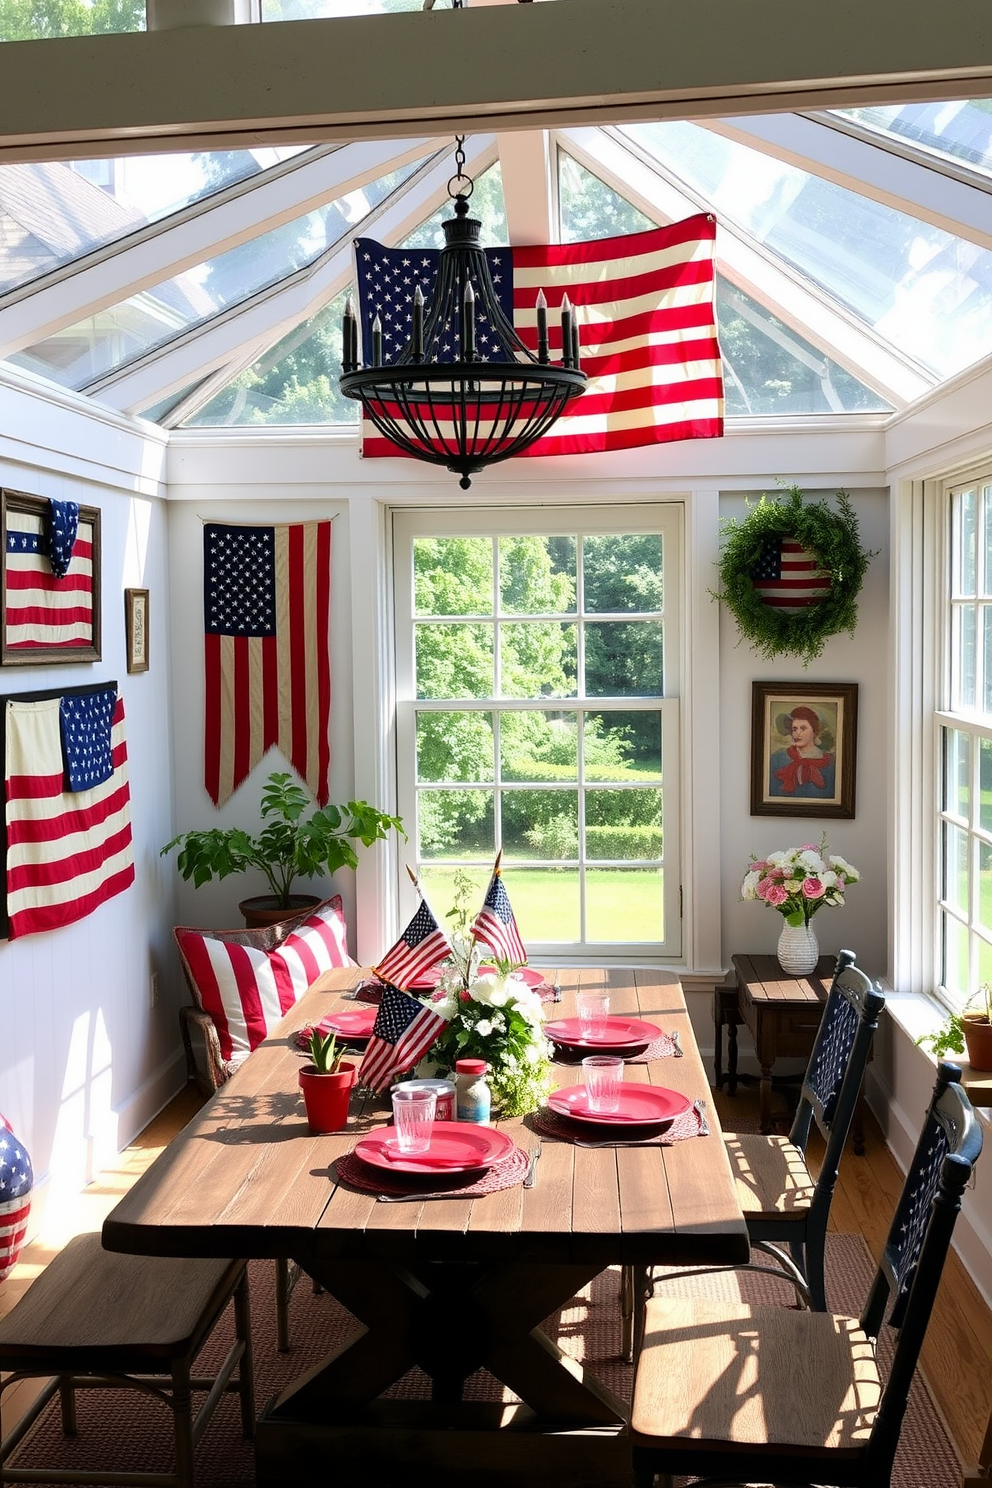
[621,948,884,1362]
[0,1234,253,1488]
[629,1060,982,1488]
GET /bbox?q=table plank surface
[104,967,748,1269]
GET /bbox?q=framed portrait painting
[125,588,149,673]
[750,681,858,818]
[1,489,102,665]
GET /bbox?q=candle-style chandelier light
[340,138,587,489]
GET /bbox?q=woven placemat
[334,1141,530,1197]
[550,1031,677,1065]
[530,1102,702,1146]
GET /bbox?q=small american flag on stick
[359,983,448,1093]
[472,867,527,967]
[750,536,832,610]
[374,896,450,989]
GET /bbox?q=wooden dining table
[103,966,749,1488]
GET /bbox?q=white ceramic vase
[776,920,819,977]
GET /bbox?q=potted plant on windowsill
[162,770,405,928]
[917,983,992,1072]
[297,1029,356,1133]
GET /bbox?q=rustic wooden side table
[732,952,837,1137]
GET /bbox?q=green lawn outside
[418,864,664,945]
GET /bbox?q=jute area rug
[5,1233,959,1488]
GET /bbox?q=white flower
[741,870,761,900]
[767,850,787,866]
[798,849,825,873]
[488,986,510,1008]
[431,995,458,1020]
[828,855,860,882]
[475,1018,494,1037]
[820,869,839,889]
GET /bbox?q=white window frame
[935,465,992,1009]
[391,503,682,963]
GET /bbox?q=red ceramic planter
[298,1061,356,1133]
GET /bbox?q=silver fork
[523,1143,542,1188]
[671,1029,684,1057]
[694,1097,710,1136]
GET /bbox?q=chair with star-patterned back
[621,949,885,1361]
[629,1061,982,1488]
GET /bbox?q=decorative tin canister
[395,1078,456,1121]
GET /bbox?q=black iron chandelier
[340,139,587,489]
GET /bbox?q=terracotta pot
[238,894,320,930]
[298,1061,356,1133]
[962,1015,992,1072]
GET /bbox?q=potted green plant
[162,770,405,927]
[297,1029,356,1133]
[917,983,992,1072]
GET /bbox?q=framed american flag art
[1,489,102,665]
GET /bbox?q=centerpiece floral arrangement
[741,839,860,926]
[415,870,553,1116]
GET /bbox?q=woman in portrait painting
[768,704,836,799]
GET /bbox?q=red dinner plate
[407,967,443,990]
[544,1016,662,1049]
[548,1084,691,1126]
[354,1123,515,1176]
[323,1007,378,1040]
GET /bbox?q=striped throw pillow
[176,897,354,1069]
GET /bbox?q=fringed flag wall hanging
[203,521,331,808]
[714,486,875,665]
[1,681,134,939]
[355,213,724,460]
[1,489,102,665]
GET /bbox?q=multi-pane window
[393,508,681,958]
[939,473,992,1001]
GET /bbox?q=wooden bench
[0,1232,253,1488]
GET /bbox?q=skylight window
[831,101,992,179]
[179,292,357,427]
[558,149,890,415]
[6,165,416,391]
[0,148,309,296]
[621,120,992,381]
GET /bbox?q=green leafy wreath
[714,485,874,665]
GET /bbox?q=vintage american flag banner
[354,213,723,458]
[203,521,331,808]
[359,982,448,1093]
[3,501,95,651]
[3,687,134,939]
[750,536,832,609]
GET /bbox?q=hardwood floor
[2,1078,990,1482]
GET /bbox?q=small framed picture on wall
[750,680,858,818]
[125,588,149,674]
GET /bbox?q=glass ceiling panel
[0,148,309,296]
[180,290,356,427]
[559,149,890,415]
[6,164,416,391]
[0,0,143,41]
[831,101,992,179]
[402,163,506,250]
[621,120,992,380]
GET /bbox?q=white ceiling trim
[559,125,933,406]
[0,137,439,357]
[702,114,992,251]
[93,135,499,415]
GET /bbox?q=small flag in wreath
[750,535,832,611]
[0,1110,32,1284]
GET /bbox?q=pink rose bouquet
[741,841,860,928]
